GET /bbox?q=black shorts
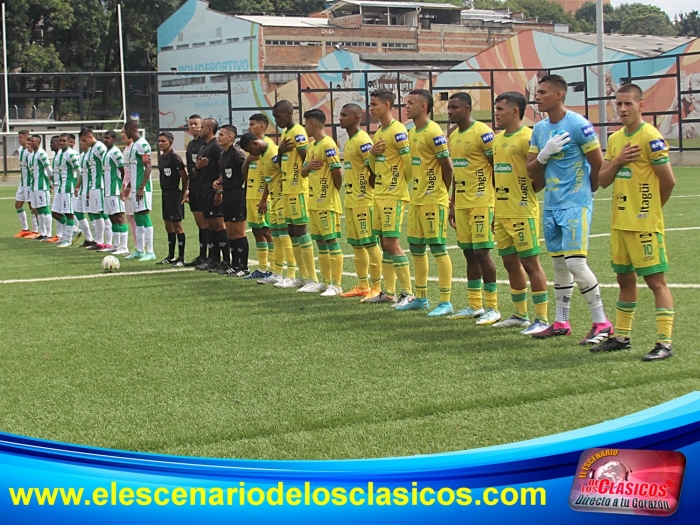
[187,176,202,213]
[202,184,224,219]
[162,189,184,222]
[223,190,246,223]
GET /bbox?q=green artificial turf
[0,169,698,460]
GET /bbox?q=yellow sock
[510,288,528,319]
[299,233,317,282]
[393,254,412,295]
[272,235,285,276]
[382,251,396,295]
[614,301,636,339]
[291,237,306,281]
[282,235,297,280]
[317,243,331,285]
[267,241,274,266]
[255,242,268,271]
[467,280,483,310]
[353,245,370,290]
[367,243,383,292]
[484,282,498,311]
[532,290,548,323]
[328,241,343,287]
[411,245,428,299]
[431,245,452,303]
[655,307,673,345]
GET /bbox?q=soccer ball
[101,255,120,272]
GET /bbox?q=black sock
[208,240,216,262]
[199,229,208,260]
[235,237,249,271]
[218,231,230,265]
[167,232,176,259]
[177,233,186,260]
[230,239,238,268]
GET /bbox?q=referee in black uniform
[184,114,207,266]
[214,125,249,276]
[156,132,188,266]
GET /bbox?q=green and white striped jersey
[52,151,62,187]
[103,146,125,197]
[30,148,52,191]
[18,146,29,186]
[86,141,108,190]
[58,147,80,193]
[79,151,90,196]
[130,138,152,191]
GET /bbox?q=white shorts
[104,195,125,215]
[131,191,152,213]
[15,184,29,203]
[54,193,74,215]
[87,189,104,214]
[124,195,133,216]
[51,191,63,213]
[74,193,87,213]
[31,190,49,209]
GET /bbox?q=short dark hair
[59,133,70,139]
[123,120,139,134]
[617,83,644,100]
[104,130,117,140]
[220,124,238,137]
[31,134,42,141]
[202,118,218,134]
[79,127,93,138]
[342,103,362,113]
[18,130,29,136]
[249,113,269,126]
[449,92,472,107]
[68,133,76,140]
[273,100,293,111]
[159,131,174,142]
[409,89,433,113]
[50,135,60,141]
[495,91,527,120]
[538,74,568,93]
[370,88,395,105]
[188,114,202,120]
[304,108,326,125]
[239,132,258,150]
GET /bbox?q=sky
[610,0,695,19]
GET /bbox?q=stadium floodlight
[117,0,127,124]
[2,0,10,133]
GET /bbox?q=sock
[291,237,306,281]
[143,215,154,253]
[218,232,230,265]
[32,214,38,233]
[532,290,549,324]
[135,215,145,252]
[552,256,573,324]
[235,237,249,270]
[353,246,370,290]
[110,223,121,249]
[367,243,383,292]
[54,220,63,240]
[167,232,176,259]
[256,242,269,271]
[272,236,285,276]
[16,209,28,230]
[393,253,412,295]
[382,251,396,295]
[42,213,52,237]
[299,233,317,283]
[615,301,636,340]
[267,242,275,265]
[104,217,113,246]
[410,245,429,299]
[66,218,76,241]
[467,279,483,310]
[511,288,528,320]
[431,244,452,304]
[177,233,185,260]
[484,282,498,311]
[78,216,94,242]
[655,308,674,345]
[282,235,296,279]
[328,240,343,287]
[566,257,607,324]
[318,243,331,285]
[93,217,105,244]
[120,224,129,251]
[198,229,208,260]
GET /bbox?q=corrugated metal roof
[236,15,329,27]
[561,33,695,58]
[361,52,472,62]
[325,1,462,12]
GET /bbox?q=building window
[176,44,190,50]
[328,41,377,48]
[192,42,206,48]
[226,37,239,43]
[160,46,174,52]
[383,42,415,49]
[209,39,223,45]
[160,76,206,88]
[242,35,256,41]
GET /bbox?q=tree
[617,3,676,36]
[675,11,700,37]
[573,2,616,33]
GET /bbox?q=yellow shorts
[455,206,494,250]
[611,229,668,276]
[407,203,448,245]
[372,198,406,238]
[309,209,341,241]
[283,193,308,225]
[346,206,376,246]
[494,217,540,258]
[246,199,270,229]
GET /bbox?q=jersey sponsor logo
[249,161,258,169]
[649,139,666,152]
[225,168,232,178]
[411,157,421,166]
[481,132,495,143]
[360,143,372,153]
[616,167,632,179]
[581,124,595,137]
[164,168,172,177]
[494,163,513,173]
[453,158,469,168]
[375,154,386,162]
[325,148,337,158]
[344,161,352,170]
[394,132,408,142]
[295,134,306,143]
[433,135,447,146]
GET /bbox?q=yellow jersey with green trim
[372,119,411,201]
[280,124,309,195]
[343,129,374,208]
[605,122,669,233]
[259,142,283,208]
[409,120,450,206]
[306,135,343,213]
[246,136,275,201]
[493,126,539,219]
[449,120,495,209]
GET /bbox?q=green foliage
[675,11,700,37]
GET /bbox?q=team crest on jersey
[649,139,666,152]
[581,124,595,137]
[272,155,278,163]
[225,168,232,178]
[295,134,306,143]
[481,132,495,143]
[433,135,447,146]
[164,168,172,177]
[395,132,408,142]
[360,143,372,153]
[325,148,337,158]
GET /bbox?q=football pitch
[0,169,699,461]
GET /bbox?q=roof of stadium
[560,33,695,58]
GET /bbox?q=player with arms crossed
[592,83,676,361]
[364,88,414,305]
[184,114,208,266]
[398,89,453,316]
[338,103,383,298]
[301,109,345,296]
[446,92,501,323]
[156,131,188,266]
[102,130,129,253]
[527,74,613,344]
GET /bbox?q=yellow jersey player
[491,92,550,335]
[338,103,383,299]
[593,83,676,361]
[365,88,414,305]
[398,89,454,316]
[446,92,500,324]
[272,100,317,289]
[300,109,344,296]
